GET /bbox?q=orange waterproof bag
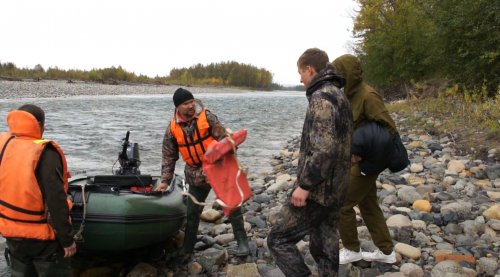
[202,129,252,216]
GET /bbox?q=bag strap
[0,136,15,167]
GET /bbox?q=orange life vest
[202,129,252,216]
[170,109,216,166]
[0,110,71,240]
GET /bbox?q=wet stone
[420,213,434,223]
[408,211,423,220]
[433,213,444,225]
[435,192,455,201]
[428,143,444,153]
[253,193,272,204]
[431,235,444,243]
[430,204,441,213]
[486,164,500,179]
[194,241,210,251]
[442,212,458,224]
[473,193,491,205]
[247,216,267,229]
[386,175,407,185]
[477,257,499,276]
[198,248,226,271]
[414,232,431,246]
[245,202,262,212]
[444,223,463,235]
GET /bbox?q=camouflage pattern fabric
[268,65,352,277]
[267,200,339,277]
[296,65,353,208]
[161,107,226,186]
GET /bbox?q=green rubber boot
[229,209,250,257]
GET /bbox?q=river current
[0,81,308,275]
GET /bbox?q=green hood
[332,54,363,97]
[331,54,397,135]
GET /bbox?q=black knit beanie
[173,88,194,107]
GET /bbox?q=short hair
[18,104,45,125]
[297,48,329,73]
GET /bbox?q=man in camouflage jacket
[267,48,353,277]
[155,88,250,264]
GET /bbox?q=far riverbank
[0,79,301,100]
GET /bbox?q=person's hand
[63,241,77,258]
[351,154,362,165]
[291,187,309,207]
[155,182,169,192]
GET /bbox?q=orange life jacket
[202,129,252,216]
[0,110,71,240]
[170,109,216,166]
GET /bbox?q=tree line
[353,0,499,97]
[0,61,278,90]
[0,62,160,84]
[168,61,273,90]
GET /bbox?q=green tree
[353,0,499,96]
[167,61,273,89]
[354,0,437,91]
[431,0,499,95]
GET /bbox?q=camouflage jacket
[296,65,353,208]
[161,106,226,187]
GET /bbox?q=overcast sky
[1,0,359,86]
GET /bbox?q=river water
[0,80,308,275]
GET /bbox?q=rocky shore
[66,112,500,277]
[1,82,498,276]
[0,80,244,99]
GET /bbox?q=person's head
[173,87,196,120]
[331,54,363,93]
[18,104,45,133]
[297,48,329,88]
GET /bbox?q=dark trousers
[6,239,71,277]
[267,200,339,277]
[339,165,393,253]
[182,178,245,253]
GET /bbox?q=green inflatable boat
[67,131,187,252]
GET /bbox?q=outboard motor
[116,131,141,175]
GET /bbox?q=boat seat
[93,175,153,187]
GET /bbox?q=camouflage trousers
[6,239,71,277]
[267,200,340,277]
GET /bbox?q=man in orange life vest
[0,104,76,276]
[155,88,250,262]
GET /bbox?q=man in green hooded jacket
[332,54,397,264]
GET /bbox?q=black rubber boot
[229,209,250,257]
[181,184,210,254]
[182,197,202,254]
